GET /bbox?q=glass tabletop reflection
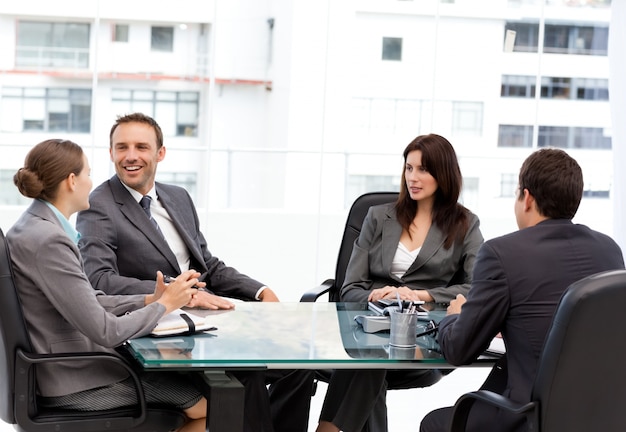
[125,302,489,370]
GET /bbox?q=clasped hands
[368,285,433,302]
[149,270,280,310]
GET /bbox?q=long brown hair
[395,134,469,249]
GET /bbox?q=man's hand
[187,290,235,310]
[447,294,467,316]
[258,287,279,302]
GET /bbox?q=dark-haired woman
[317,134,484,432]
[7,139,208,432]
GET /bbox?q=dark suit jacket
[76,175,263,300]
[7,200,162,397]
[437,218,624,430]
[340,203,484,303]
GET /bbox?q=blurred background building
[0,0,619,303]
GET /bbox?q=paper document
[487,336,506,355]
[151,308,216,336]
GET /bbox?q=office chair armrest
[300,279,335,302]
[15,349,148,428]
[449,390,537,432]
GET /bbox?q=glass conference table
[125,302,497,431]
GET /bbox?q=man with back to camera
[419,148,625,432]
[76,112,314,432]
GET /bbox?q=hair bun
[14,167,45,199]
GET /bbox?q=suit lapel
[155,184,207,272]
[405,223,445,275]
[381,207,402,278]
[109,176,180,271]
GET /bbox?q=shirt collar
[41,199,81,245]
[119,180,157,203]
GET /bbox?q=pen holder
[389,310,418,347]
[388,345,418,359]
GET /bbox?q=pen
[415,320,439,338]
[163,274,200,289]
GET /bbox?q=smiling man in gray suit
[76,112,313,432]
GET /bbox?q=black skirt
[39,371,203,411]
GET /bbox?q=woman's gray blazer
[340,203,483,303]
[7,200,165,397]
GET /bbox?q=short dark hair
[518,148,583,219]
[109,112,164,149]
[14,139,84,201]
[396,133,469,249]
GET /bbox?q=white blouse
[390,242,420,278]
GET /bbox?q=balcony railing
[15,46,89,69]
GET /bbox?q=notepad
[486,336,506,355]
[151,309,217,337]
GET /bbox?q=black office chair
[300,191,443,398]
[301,191,399,302]
[0,227,187,432]
[448,269,626,432]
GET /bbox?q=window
[504,22,539,53]
[505,22,608,56]
[382,37,402,61]
[538,126,611,150]
[498,125,533,148]
[500,173,517,198]
[544,24,608,55]
[151,26,174,52]
[0,87,91,133]
[346,175,398,207]
[461,177,479,210]
[572,127,611,150]
[505,75,609,101]
[583,189,610,198]
[0,169,29,206]
[573,78,609,101]
[351,97,422,135]
[501,75,535,98]
[541,77,571,99]
[452,102,483,136]
[111,89,199,136]
[16,21,90,68]
[113,24,129,42]
[157,172,197,201]
[538,126,568,148]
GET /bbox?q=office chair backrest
[533,269,626,431]
[0,227,32,424]
[331,192,398,301]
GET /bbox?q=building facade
[0,0,616,300]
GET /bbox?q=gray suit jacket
[7,200,164,397]
[437,219,624,431]
[340,203,484,303]
[76,175,263,300]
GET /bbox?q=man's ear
[522,188,535,212]
[157,145,166,162]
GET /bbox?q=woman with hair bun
[8,139,208,432]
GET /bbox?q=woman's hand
[368,286,433,302]
[154,270,204,314]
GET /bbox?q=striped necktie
[139,195,163,236]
